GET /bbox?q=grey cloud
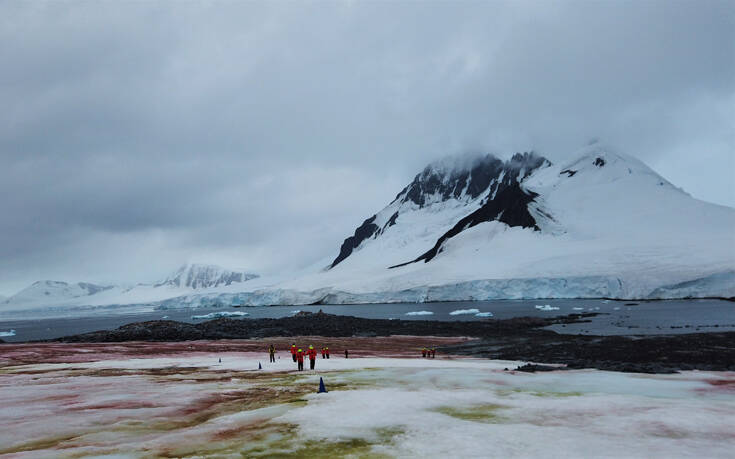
[0,1,733,293]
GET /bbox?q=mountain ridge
[0,263,259,310]
[1,144,733,318]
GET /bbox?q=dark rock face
[331,152,551,268]
[394,152,547,208]
[394,155,505,207]
[383,211,399,230]
[391,182,539,267]
[330,215,379,268]
[391,153,548,267]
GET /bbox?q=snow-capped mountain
[156,264,258,289]
[331,151,552,269]
[262,143,734,303]
[0,264,259,313]
[2,144,733,318]
[0,280,114,306]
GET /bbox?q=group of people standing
[289,343,330,370]
[267,343,346,371]
[422,347,436,358]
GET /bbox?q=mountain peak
[4,280,114,305]
[392,151,550,209]
[552,144,679,193]
[331,151,551,268]
[159,263,258,289]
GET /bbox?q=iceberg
[191,311,249,320]
[449,308,481,316]
[0,329,16,337]
[474,312,493,317]
[405,311,434,316]
[535,304,560,311]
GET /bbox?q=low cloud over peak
[0,1,733,293]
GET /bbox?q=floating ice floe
[291,310,301,315]
[449,308,480,316]
[572,307,584,311]
[405,311,434,316]
[191,311,249,320]
[535,305,560,311]
[474,312,494,317]
[0,329,16,337]
[613,307,621,311]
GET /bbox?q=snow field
[1,353,734,457]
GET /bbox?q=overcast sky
[0,1,733,295]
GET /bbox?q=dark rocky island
[49,311,735,374]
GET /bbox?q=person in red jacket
[325,347,330,359]
[308,345,317,369]
[421,347,427,358]
[321,347,326,359]
[290,343,297,362]
[296,348,304,371]
[431,347,436,359]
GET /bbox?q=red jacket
[325,348,330,356]
[296,351,304,363]
[309,349,317,360]
[291,345,297,355]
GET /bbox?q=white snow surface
[5,355,733,457]
[1,145,734,319]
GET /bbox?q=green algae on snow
[432,403,507,423]
[240,425,405,458]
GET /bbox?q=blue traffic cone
[258,362,262,370]
[318,377,327,393]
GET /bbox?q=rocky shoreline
[47,311,735,374]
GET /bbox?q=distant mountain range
[2,143,733,318]
[0,264,258,312]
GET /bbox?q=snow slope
[0,264,259,314]
[3,351,734,458]
[158,263,258,289]
[251,144,734,302]
[147,144,735,310]
[2,145,733,317]
[0,280,115,309]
